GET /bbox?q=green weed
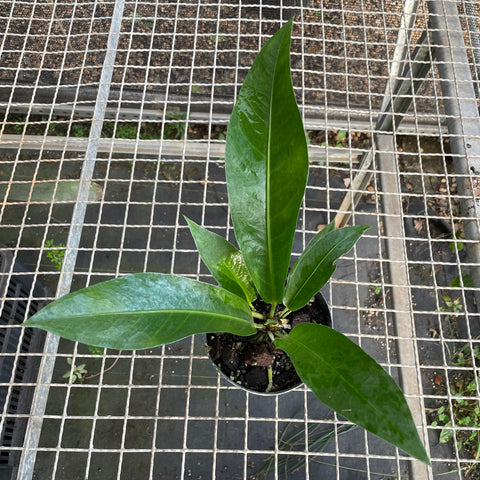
[87,345,104,356]
[449,230,464,254]
[127,13,153,29]
[320,129,348,148]
[63,357,88,383]
[440,295,463,316]
[210,34,226,43]
[44,239,65,271]
[115,123,138,139]
[101,122,139,139]
[163,110,187,140]
[12,123,24,135]
[71,123,90,137]
[440,295,463,338]
[432,342,480,476]
[450,274,474,288]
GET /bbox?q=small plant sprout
[449,229,464,254]
[335,129,347,146]
[87,345,104,357]
[24,21,429,465]
[441,295,463,316]
[320,129,348,148]
[63,357,88,384]
[71,123,90,138]
[163,110,187,140]
[44,239,65,271]
[127,12,154,29]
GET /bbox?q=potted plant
[24,20,429,465]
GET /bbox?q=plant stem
[252,311,265,320]
[280,307,291,318]
[84,355,121,381]
[266,366,273,392]
[268,303,277,319]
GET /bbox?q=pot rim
[206,290,332,396]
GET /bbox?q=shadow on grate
[0,247,48,479]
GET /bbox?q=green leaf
[275,323,430,464]
[336,130,347,142]
[284,224,370,311]
[439,426,453,443]
[185,217,257,303]
[225,19,309,304]
[24,273,256,350]
[450,274,474,288]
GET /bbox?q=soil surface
[206,294,331,393]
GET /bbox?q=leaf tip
[22,318,33,327]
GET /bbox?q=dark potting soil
[206,294,331,393]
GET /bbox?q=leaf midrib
[33,308,254,325]
[281,331,396,425]
[265,44,281,302]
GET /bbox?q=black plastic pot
[206,291,332,395]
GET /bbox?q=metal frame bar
[427,0,480,306]
[17,0,126,476]
[375,133,429,480]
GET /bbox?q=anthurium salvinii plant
[24,20,429,464]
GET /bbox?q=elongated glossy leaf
[225,19,308,304]
[185,217,257,303]
[275,323,430,464]
[24,273,256,350]
[284,224,370,311]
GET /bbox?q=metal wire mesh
[0,0,479,479]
